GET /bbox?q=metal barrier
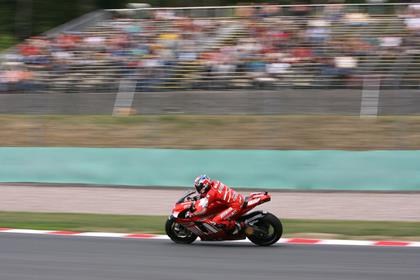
[107,3,411,18]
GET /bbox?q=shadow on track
[165,240,286,248]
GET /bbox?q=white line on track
[1,228,419,247]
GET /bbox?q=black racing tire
[245,213,283,246]
[165,218,197,244]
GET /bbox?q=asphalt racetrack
[1,234,419,280]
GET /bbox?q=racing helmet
[194,175,211,195]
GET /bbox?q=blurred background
[1,1,420,150]
[0,0,419,213]
[3,1,420,92]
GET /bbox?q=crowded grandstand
[1,3,420,93]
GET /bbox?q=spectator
[291,46,314,64]
[266,60,290,75]
[343,12,370,27]
[334,55,358,85]
[306,20,331,45]
[379,36,402,54]
[405,13,420,34]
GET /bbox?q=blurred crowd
[1,3,420,93]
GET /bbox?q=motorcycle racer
[188,175,245,234]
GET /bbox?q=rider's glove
[189,202,195,212]
[185,211,194,218]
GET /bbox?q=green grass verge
[2,114,420,149]
[0,212,166,234]
[1,212,420,240]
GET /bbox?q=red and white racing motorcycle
[165,190,283,246]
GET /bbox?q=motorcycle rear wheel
[165,218,198,244]
[245,213,283,246]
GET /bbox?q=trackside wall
[2,148,419,190]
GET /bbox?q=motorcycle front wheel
[165,218,198,244]
[245,213,283,246]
